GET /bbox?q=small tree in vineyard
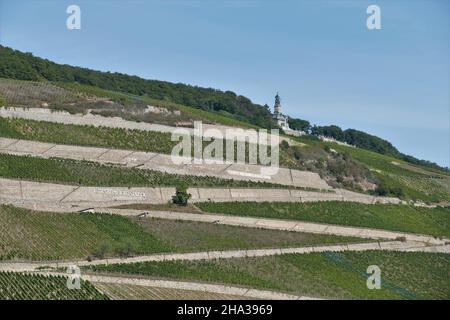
[172,183,191,206]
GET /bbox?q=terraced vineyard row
[0,205,170,261]
[0,272,109,300]
[93,283,246,300]
[85,251,450,299]
[0,117,269,164]
[197,201,450,238]
[0,153,284,189]
[0,205,368,261]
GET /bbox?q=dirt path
[0,176,401,208]
[34,271,318,300]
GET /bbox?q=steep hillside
[0,47,448,201]
[0,46,274,128]
[291,135,450,203]
[0,45,446,174]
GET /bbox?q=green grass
[85,251,450,299]
[196,201,450,238]
[0,271,109,300]
[0,205,368,261]
[0,153,286,189]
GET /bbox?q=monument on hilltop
[273,93,289,130]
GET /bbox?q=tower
[274,92,281,116]
[272,92,289,130]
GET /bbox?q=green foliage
[172,183,191,206]
[0,45,275,128]
[327,142,450,202]
[280,141,376,192]
[311,125,345,140]
[344,128,400,156]
[86,251,450,299]
[0,272,109,300]
[288,117,311,132]
[58,81,258,129]
[372,177,404,198]
[310,125,448,172]
[197,201,450,238]
[0,117,177,154]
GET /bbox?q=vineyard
[196,201,450,238]
[0,272,108,300]
[4,111,449,201]
[0,48,449,302]
[0,117,177,154]
[0,117,279,165]
[92,283,246,300]
[133,217,369,252]
[0,205,367,261]
[85,251,450,300]
[0,153,286,189]
[0,205,171,261]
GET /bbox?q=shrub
[373,181,404,198]
[93,241,112,259]
[172,183,191,206]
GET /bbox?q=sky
[0,0,449,167]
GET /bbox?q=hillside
[0,45,275,128]
[0,45,446,174]
[1,77,449,202]
[0,48,448,301]
[311,125,447,172]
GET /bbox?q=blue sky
[0,0,449,167]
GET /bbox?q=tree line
[0,45,275,128]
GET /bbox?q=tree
[288,117,311,133]
[172,183,192,206]
[0,45,275,128]
[311,125,344,140]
